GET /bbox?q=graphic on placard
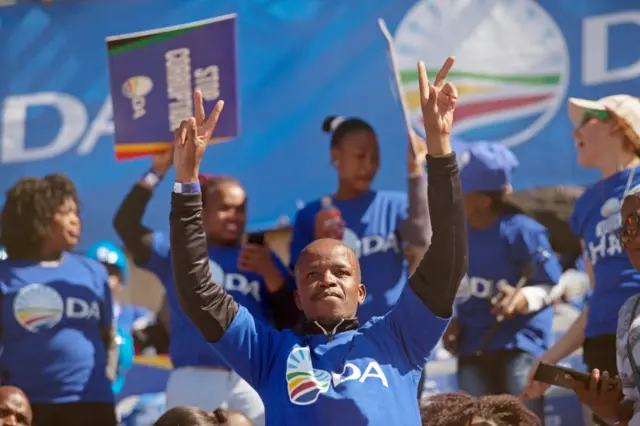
[394,0,570,147]
[107,14,239,160]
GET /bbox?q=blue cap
[458,142,519,194]
[86,241,130,285]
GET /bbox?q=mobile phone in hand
[247,232,265,246]
[533,362,591,390]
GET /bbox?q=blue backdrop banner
[1,0,639,247]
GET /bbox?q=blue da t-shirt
[455,214,562,357]
[290,191,409,323]
[0,254,114,404]
[145,233,290,369]
[212,283,447,426]
[570,167,640,338]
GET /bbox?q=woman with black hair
[0,174,117,426]
[442,142,563,422]
[289,115,432,324]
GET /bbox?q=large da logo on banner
[394,0,570,147]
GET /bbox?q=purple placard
[106,14,238,160]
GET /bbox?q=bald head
[295,238,360,282]
[294,238,365,323]
[0,386,32,426]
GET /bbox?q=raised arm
[382,58,468,366]
[113,150,174,269]
[170,91,281,389]
[398,131,432,251]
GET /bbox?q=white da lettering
[194,66,220,102]
[165,48,193,131]
[331,361,388,388]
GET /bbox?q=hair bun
[322,115,346,133]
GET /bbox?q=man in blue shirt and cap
[168,58,467,426]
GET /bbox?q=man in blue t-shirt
[0,174,117,426]
[168,60,466,426]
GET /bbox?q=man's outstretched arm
[383,58,468,366]
[169,92,281,390]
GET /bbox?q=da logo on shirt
[286,347,331,405]
[13,283,64,332]
[342,228,400,259]
[208,259,262,302]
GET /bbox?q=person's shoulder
[67,253,109,283]
[295,199,323,219]
[501,214,547,240]
[68,253,107,274]
[374,189,407,204]
[504,213,545,230]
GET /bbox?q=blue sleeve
[374,285,450,367]
[289,208,315,270]
[514,225,563,286]
[211,306,286,391]
[143,232,172,287]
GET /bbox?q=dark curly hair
[1,174,79,259]
[420,392,541,426]
[153,407,249,426]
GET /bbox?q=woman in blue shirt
[0,174,117,426]
[442,142,562,421]
[289,116,432,324]
[523,95,640,424]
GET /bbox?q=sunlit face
[203,182,247,245]
[49,197,81,251]
[620,195,640,270]
[331,130,380,194]
[573,110,621,168]
[294,240,365,323]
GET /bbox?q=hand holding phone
[533,362,591,390]
[247,232,265,246]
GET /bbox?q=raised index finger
[203,100,225,138]
[434,56,455,89]
[417,61,430,107]
[194,90,205,125]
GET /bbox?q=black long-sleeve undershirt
[170,153,467,342]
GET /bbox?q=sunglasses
[620,211,640,248]
[580,109,611,127]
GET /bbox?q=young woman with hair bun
[289,115,432,324]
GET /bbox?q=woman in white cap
[523,95,640,425]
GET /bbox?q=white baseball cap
[568,95,640,147]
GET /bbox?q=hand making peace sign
[173,90,225,183]
[417,56,458,157]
